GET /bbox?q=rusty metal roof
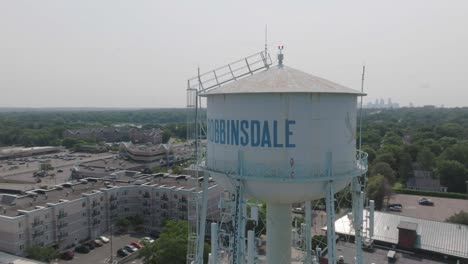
[201,65,365,96]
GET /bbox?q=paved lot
[57,233,146,264]
[388,194,468,222]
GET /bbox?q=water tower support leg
[304,201,312,263]
[352,177,363,264]
[325,181,336,264]
[266,203,292,264]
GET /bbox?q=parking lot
[57,233,147,264]
[387,194,468,221]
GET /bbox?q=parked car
[418,197,434,206]
[84,241,96,250]
[141,237,154,244]
[75,245,90,254]
[131,241,144,249]
[94,239,103,247]
[388,204,402,212]
[124,245,138,253]
[99,236,110,243]
[117,248,131,257]
[60,250,75,260]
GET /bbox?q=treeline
[363,107,468,207]
[0,109,192,147]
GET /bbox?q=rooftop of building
[327,240,447,264]
[332,210,468,259]
[0,174,215,218]
[0,251,46,264]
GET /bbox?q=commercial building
[0,174,220,257]
[119,142,173,163]
[332,210,468,261]
[63,127,162,144]
[0,147,61,160]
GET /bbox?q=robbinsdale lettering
[207,118,296,148]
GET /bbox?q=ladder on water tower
[185,50,272,264]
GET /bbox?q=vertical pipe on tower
[247,230,255,264]
[352,177,363,264]
[305,201,312,263]
[369,200,375,238]
[266,203,292,264]
[325,181,336,264]
[211,223,218,264]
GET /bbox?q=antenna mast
[265,24,268,56]
[359,65,365,152]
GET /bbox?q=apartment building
[0,175,220,256]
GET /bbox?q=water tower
[187,49,368,264]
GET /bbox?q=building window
[45,214,48,219]
[19,233,22,239]
[82,212,86,217]
[18,222,21,228]
[124,190,128,195]
[139,190,142,194]
[19,244,24,250]
[82,202,86,207]
[124,208,129,212]
[100,196,103,201]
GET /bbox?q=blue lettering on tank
[207,118,296,148]
[250,120,261,147]
[261,121,272,147]
[240,120,249,146]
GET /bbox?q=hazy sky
[1,0,467,108]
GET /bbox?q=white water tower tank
[202,59,366,264]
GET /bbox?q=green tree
[374,152,396,169]
[446,210,468,225]
[139,220,210,264]
[436,160,467,193]
[366,174,392,209]
[417,147,435,169]
[116,217,131,231]
[397,151,413,182]
[40,162,54,171]
[370,162,395,183]
[26,245,59,263]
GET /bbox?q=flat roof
[0,174,216,217]
[327,241,447,264]
[332,210,468,259]
[0,251,46,264]
[397,221,418,231]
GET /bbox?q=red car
[131,241,144,249]
[61,250,74,260]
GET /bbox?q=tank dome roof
[201,65,365,96]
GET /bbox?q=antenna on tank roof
[277,45,284,67]
[264,24,268,56]
[358,65,365,153]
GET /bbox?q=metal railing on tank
[205,150,368,182]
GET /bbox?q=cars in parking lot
[141,237,154,244]
[117,248,131,257]
[124,245,138,253]
[418,197,434,206]
[99,236,110,243]
[84,241,96,250]
[131,241,144,249]
[75,245,90,254]
[60,250,75,260]
[388,203,403,212]
[94,239,103,247]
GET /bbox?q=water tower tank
[202,58,366,264]
[203,64,365,201]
